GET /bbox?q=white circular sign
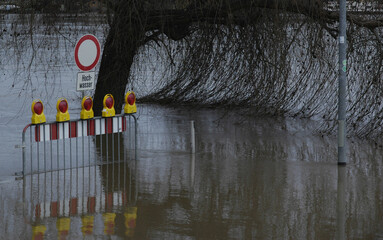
[75,35,100,71]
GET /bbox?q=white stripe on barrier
[38,124,50,142]
[59,122,70,140]
[95,118,105,135]
[77,121,84,138]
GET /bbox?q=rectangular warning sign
[77,72,95,91]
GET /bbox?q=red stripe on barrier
[35,125,41,142]
[35,204,41,218]
[70,122,77,138]
[122,117,126,132]
[106,193,113,211]
[50,123,58,140]
[87,120,95,136]
[69,198,78,215]
[23,124,32,133]
[30,116,130,142]
[106,118,113,134]
[122,191,127,206]
[50,201,59,217]
[34,232,44,240]
[87,196,96,213]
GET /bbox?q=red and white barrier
[34,116,127,142]
[33,192,129,219]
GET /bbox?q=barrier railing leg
[37,127,40,174]
[22,131,26,177]
[63,123,66,172]
[30,127,33,176]
[118,117,121,192]
[43,125,46,174]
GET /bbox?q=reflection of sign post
[75,34,100,93]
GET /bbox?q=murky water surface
[0,15,383,240]
[1,104,383,239]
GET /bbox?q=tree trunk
[93,1,145,115]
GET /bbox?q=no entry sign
[74,34,101,71]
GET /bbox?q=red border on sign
[74,34,101,72]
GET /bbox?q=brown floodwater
[1,104,383,239]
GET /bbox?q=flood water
[1,14,383,240]
[1,104,383,239]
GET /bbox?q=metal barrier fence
[20,114,137,177]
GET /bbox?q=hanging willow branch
[6,0,383,138]
[101,0,383,138]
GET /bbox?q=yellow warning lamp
[80,96,94,119]
[57,218,70,238]
[32,225,47,240]
[81,215,94,236]
[124,207,137,237]
[124,91,137,114]
[103,212,116,235]
[56,98,70,122]
[102,94,115,117]
[31,99,46,124]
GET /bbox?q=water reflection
[337,166,346,240]
[132,105,383,239]
[23,160,138,239]
[2,105,383,239]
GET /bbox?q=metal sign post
[338,0,347,165]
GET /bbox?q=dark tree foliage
[94,0,328,114]
[8,0,383,137]
[93,0,383,138]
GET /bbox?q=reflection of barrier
[103,212,116,235]
[81,215,94,235]
[57,218,70,239]
[125,207,137,237]
[23,157,138,238]
[32,225,47,240]
[19,93,138,177]
[31,192,136,220]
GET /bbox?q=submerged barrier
[19,92,137,177]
